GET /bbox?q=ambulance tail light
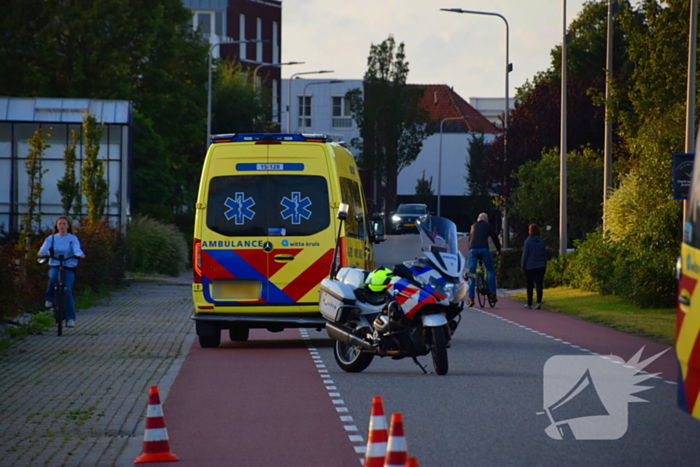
[193,238,202,283]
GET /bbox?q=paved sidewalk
[0,274,194,467]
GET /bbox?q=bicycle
[472,254,497,308]
[38,254,78,336]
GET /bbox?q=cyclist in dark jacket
[521,223,547,309]
[466,213,501,307]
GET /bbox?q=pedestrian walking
[37,216,86,327]
[521,223,547,309]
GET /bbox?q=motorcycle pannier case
[319,278,357,322]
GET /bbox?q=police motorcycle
[319,207,466,375]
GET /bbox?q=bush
[496,249,526,289]
[77,219,126,293]
[0,221,125,322]
[126,215,188,276]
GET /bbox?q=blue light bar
[210,133,329,143]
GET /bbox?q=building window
[272,79,279,122]
[256,18,263,62]
[332,96,352,128]
[272,21,279,64]
[298,96,311,130]
[239,14,246,60]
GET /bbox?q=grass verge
[508,287,676,347]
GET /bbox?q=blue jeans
[46,267,76,321]
[467,248,496,300]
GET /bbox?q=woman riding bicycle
[37,216,85,328]
[466,213,501,307]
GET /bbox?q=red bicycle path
[133,302,677,465]
[143,329,361,467]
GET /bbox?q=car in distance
[390,203,429,234]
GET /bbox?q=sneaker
[45,301,53,308]
[489,292,498,302]
[66,319,75,328]
[523,304,531,309]
[466,299,474,308]
[535,302,542,309]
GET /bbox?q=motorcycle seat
[353,288,388,306]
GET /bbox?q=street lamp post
[301,80,344,133]
[441,8,511,246]
[253,61,304,91]
[438,117,473,217]
[560,0,568,256]
[286,70,333,132]
[207,38,265,148]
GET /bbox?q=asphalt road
[141,234,700,466]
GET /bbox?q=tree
[510,147,603,247]
[81,113,108,224]
[346,35,433,215]
[212,59,274,134]
[465,132,490,197]
[0,0,208,217]
[57,130,80,216]
[414,170,434,208]
[22,128,49,241]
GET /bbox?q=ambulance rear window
[206,175,330,237]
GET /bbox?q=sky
[281,0,592,101]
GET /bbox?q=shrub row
[0,220,126,322]
[543,230,677,308]
[126,215,188,276]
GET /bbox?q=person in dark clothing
[521,224,547,309]
[466,213,501,307]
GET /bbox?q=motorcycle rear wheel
[431,325,449,375]
[334,339,374,373]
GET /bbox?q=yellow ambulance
[678,147,700,420]
[192,133,384,347]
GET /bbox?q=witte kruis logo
[539,346,669,440]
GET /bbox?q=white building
[282,79,500,224]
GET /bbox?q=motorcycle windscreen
[416,216,459,255]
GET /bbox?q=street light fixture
[286,70,333,132]
[301,80,344,133]
[441,8,512,246]
[438,117,473,217]
[207,37,266,148]
[253,61,305,90]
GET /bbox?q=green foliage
[346,35,433,215]
[212,59,274,134]
[22,128,50,242]
[57,130,80,216]
[414,170,434,207]
[510,147,603,247]
[465,132,490,197]
[74,220,126,293]
[80,113,108,224]
[495,249,525,289]
[0,0,208,219]
[131,111,176,222]
[126,216,188,276]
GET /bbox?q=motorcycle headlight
[429,276,455,301]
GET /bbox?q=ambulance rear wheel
[196,321,221,348]
[229,326,249,341]
[334,340,374,373]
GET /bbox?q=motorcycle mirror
[337,203,349,221]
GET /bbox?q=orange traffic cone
[406,457,419,467]
[383,413,407,467]
[134,386,178,463]
[364,396,388,467]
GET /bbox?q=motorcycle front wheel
[334,339,374,373]
[431,325,449,375]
